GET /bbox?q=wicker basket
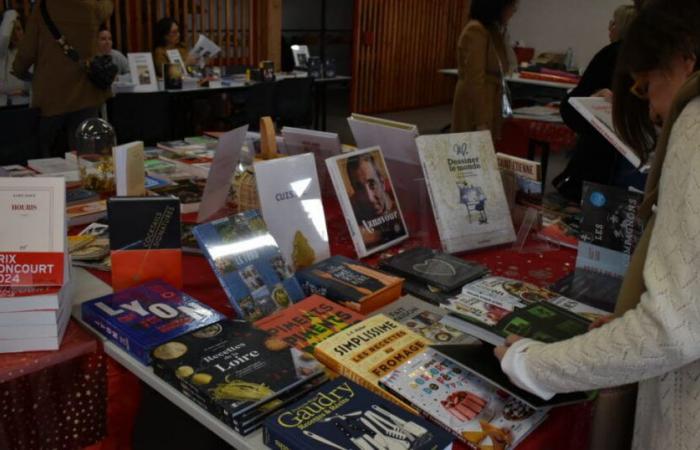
[234,116,282,212]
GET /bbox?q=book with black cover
[432,343,590,409]
[108,197,182,291]
[152,319,326,433]
[379,247,488,292]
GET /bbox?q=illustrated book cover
[81,279,225,364]
[326,147,409,258]
[108,197,182,291]
[264,377,454,450]
[295,255,403,314]
[254,294,365,354]
[416,132,516,253]
[193,210,306,321]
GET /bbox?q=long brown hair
[613,0,700,161]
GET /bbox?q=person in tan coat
[12,0,114,157]
[451,0,518,139]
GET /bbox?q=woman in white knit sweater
[496,1,700,449]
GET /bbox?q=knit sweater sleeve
[502,98,700,397]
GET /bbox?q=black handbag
[40,0,118,90]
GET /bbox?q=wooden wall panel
[352,0,470,114]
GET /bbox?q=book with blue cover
[193,210,306,321]
[264,377,454,450]
[80,279,225,364]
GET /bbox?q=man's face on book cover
[348,156,391,217]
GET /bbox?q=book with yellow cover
[313,314,430,409]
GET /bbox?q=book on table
[151,179,205,214]
[255,152,330,271]
[151,319,326,435]
[264,377,454,450]
[381,347,548,448]
[193,210,306,321]
[113,141,146,197]
[108,197,182,291]
[441,276,607,347]
[325,146,409,258]
[81,279,225,364]
[280,126,343,190]
[416,131,516,253]
[496,153,543,228]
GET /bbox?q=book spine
[263,426,300,450]
[82,307,147,364]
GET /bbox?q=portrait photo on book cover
[339,150,407,251]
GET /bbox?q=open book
[568,97,646,171]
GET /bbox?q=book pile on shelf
[0,177,72,352]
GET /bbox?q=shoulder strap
[40,0,81,63]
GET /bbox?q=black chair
[0,107,41,165]
[274,77,313,128]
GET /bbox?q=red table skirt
[88,198,590,450]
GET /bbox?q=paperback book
[151,179,205,214]
[295,255,403,314]
[255,153,330,270]
[108,197,182,291]
[373,295,476,345]
[441,276,606,346]
[151,319,325,433]
[264,377,454,450]
[193,210,306,321]
[326,147,409,257]
[416,132,516,253]
[254,295,364,353]
[381,348,546,449]
[81,280,225,364]
[313,314,431,406]
[113,141,146,196]
[379,247,489,292]
[496,153,542,228]
[67,200,107,227]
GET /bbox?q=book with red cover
[108,197,182,291]
[253,295,365,353]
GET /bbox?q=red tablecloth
[87,197,590,450]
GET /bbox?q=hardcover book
[295,255,403,314]
[0,177,66,286]
[373,295,475,345]
[441,276,606,346]
[280,126,342,190]
[379,247,489,292]
[253,295,365,353]
[381,348,547,449]
[193,210,306,321]
[81,279,225,364]
[416,132,516,253]
[108,197,182,291]
[264,377,454,450]
[313,314,431,406]
[151,319,325,433]
[326,147,408,257]
[255,153,330,270]
[113,141,146,197]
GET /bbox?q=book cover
[402,278,460,306]
[81,279,225,364]
[379,247,489,292]
[67,200,107,227]
[108,197,182,291]
[0,164,36,177]
[497,153,542,228]
[164,63,183,90]
[313,314,431,405]
[193,210,306,321]
[441,276,605,346]
[326,147,409,258]
[26,157,75,175]
[416,132,516,253]
[152,179,205,214]
[381,348,546,449]
[255,153,330,270]
[295,255,403,314]
[264,377,454,450]
[185,135,218,149]
[0,177,66,286]
[373,295,475,345]
[151,320,324,428]
[280,127,342,190]
[254,295,365,353]
[66,188,99,205]
[113,141,146,197]
[128,52,158,92]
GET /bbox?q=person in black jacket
[553,5,644,201]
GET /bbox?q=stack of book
[0,177,72,352]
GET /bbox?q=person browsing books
[495,2,700,449]
[97,24,128,75]
[152,17,197,77]
[451,0,518,139]
[346,153,405,246]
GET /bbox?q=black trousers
[39,107,99,158]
